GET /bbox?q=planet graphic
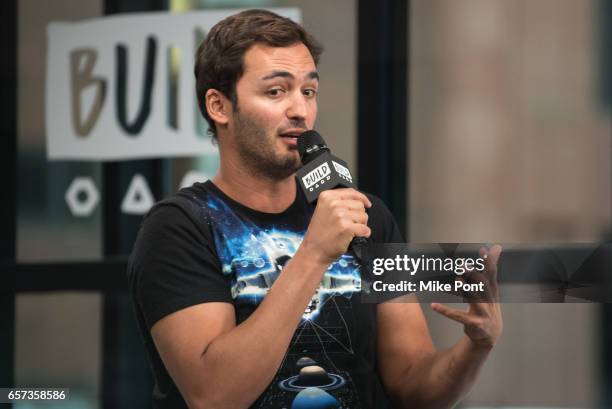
[290,387,340,409]
[296,357,317,370]
[278,362,346,392]
[297,365,332,386]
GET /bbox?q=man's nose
[286,92,308,120]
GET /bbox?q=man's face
[228,42,319,180]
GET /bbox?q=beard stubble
[233,110,303,181]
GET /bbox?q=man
[128,9,503,409]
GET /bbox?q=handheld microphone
[296,130,368,262]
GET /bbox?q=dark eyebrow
[261,70,319,81]
[307,71,320,81]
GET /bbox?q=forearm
[194,247,329,408]
[397,336,492,409]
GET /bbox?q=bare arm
[150,189,372,409]
[377,246,503,409]
[377,300,496,409]
[152,249,330,409]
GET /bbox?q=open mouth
[278,134,301,150]
[279,129,307,139]
[278,129,307,149]
[279,135,300,144]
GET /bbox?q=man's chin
[278,149,300,165]
[250,152,299,181]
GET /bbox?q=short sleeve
[128,202,233,330]
[366,194,405,244]
[363,195,410,302]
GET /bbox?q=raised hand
[431,245,503,349]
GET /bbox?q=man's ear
[205,89,231,128]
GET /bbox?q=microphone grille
[297,130,326,156]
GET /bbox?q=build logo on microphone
[332,161,352,183]
[302,162,332,191]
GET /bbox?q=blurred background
[3,0,611,408]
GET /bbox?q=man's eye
[303,89,317,97]
[266,88,284,97]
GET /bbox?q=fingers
[320,188,372,208]
[306,189,372,263]
[321,191,370,237]
[456,275,485,303]
[332,199,368,212]
[343,208,369,224]
[336,211,370,237]
[431,303,479,326]
[331,210,370,238]
[479,245,502,295]
[481,245,502,276]
[328,202,369,229]
[461,270,496,302]
[352,221,372,238]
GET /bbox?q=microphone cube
[296,152,356,203]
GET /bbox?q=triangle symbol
[121,174,155,215]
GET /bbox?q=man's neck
[212,158,297,214]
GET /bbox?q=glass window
[409,1,610,407]
[14,293,102,409]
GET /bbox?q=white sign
[46,8,301,161]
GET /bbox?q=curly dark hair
[194,9,323,140]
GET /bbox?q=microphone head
[298,130,329,165]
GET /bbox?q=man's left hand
[430,245,503,349]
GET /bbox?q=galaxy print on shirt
[204,192,365,408]
[205,192,361,319]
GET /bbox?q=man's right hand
[301,188,372,265]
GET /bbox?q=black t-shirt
[128,180,403,409]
